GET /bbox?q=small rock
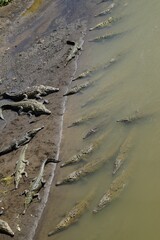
[17,224,21,232]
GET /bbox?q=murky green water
[35,0,160,239]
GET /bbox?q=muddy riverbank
[0,0,92,239]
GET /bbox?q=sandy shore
[0,0,89,239]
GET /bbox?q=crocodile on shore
[0,99,51,119]
[12,144,29,189]
[89,17,118,31]
[93,170,129,213]
[113,129,135,175]
[95,3,115,17]
[48,189,95,236]
[2,85,59,101]
[0,219,14,236]
[56,144,118,186]
[65,39,83,65]
[22,158,55,214]
[0,126,44,156]
[63,81,93,96]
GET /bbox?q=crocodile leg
[23,160,29,166]
[23,171,28,178]
[35,93,42,99]
[18,106,24,115]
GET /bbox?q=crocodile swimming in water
[83,127,99,140]
[60,144,94,167]
[22,158,55,214]
[63,81,93,96]
[12,144,29,189]
[93,169,130,213]
[60,132,108,167]
[95,3,116,17]
[0,219,14,236]
[81,80,118,109]
[0,99,51,119]
[68,110,101,128]
[89,31,125,43]
[89,17,118,31]
[83,118,108,140]
[56,144,117,186]
[48,189,95,236]
[113,129,135,175]
[2,85,59,101]
[72,67,97,81]
[116,110,148,124]
[73,53,123,82]
[0,126,44,156]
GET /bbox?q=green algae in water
[0,176,13,186]
[0,0,12,7]
[23,0,43,16]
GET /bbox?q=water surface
[35,0,160,239]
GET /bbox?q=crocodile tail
[0,107,4,120]
[45,157,60,164]
[48,228,59,237]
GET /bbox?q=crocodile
[83,118,107,140]
[72,67,97,81]
[61,130,112,168]
[82,93,118,110]
[68,110,100,128]
[0,99,51,119]
[66,39,84,65]
[12,144,29,189]
[60,144,94,167]
[89,31,125,43]
[81,82,117,109]
[93,170,129,213]
[83,127,98,140]
[63,81,93,96]
[116,110,147,124]
[0,219,14,236]
[95,3,115,17]
[48,189,95,236]
[89,17,118,31]
[22,158,55,214]
[0,126,44,156]
[2,85,59,101]
[56,144,117,186]
[113,129,135,175]
[73,53,122,82]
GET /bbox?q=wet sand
[0,0,91,239]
